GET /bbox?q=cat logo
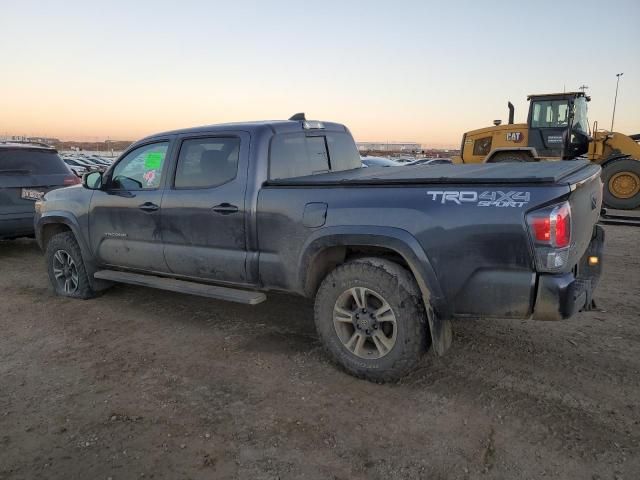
[506,132,523,143]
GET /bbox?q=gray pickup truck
[34,116,604,381]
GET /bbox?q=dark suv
[0,143,79,240]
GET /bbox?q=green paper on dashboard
[144,152,164,169]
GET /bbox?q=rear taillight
[64,175,81,185]
[554,206,570,248]
[526,202,572,272]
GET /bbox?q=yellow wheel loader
[453,92,640,209]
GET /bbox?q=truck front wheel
[45,231,96,299]
[314,258,429,382]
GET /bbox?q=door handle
[212,203,239,215]
[138,202,159,212]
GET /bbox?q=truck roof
[141,119,348,142]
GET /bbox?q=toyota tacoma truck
[34,115,604,382]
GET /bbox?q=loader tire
[488,151,534,163]
[602,158,640,210]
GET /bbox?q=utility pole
[611,73,623,131]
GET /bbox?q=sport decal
[426,190,531,208]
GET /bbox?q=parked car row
[361,155,452,168]
[59,153,115,177]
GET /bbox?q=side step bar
[94,270,266,305]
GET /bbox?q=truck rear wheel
[602,158,640,210]
[45,231,96,299]
[314,258,429,382]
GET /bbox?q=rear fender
[299,226,452,355]
[601,153,635,167]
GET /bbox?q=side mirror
[83,171,103,190]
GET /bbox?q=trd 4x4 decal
[426,190,530,207]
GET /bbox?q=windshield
[572,97,589,133]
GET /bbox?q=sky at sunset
[1,0,638,147]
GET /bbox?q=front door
[527,99,569,158]
[160,133,249,284]
[88,140,172,273]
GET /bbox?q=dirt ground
[1,226,639,480]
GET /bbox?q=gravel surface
[1,226,639,480]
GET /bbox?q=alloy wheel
[52,249,79,294]
[333,286,397,359]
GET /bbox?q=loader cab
[526,92,591,159]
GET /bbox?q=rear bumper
[532,225,604,321]
[0,212,35,239]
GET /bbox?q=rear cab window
[269,132,361,180]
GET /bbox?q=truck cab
[526,92,590,159]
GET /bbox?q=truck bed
[266,160,598,186]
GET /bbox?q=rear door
[160,132,250,284]
[88,140,172,272]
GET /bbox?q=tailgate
[565,164,603,267]
[0,174,70,215]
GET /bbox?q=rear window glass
[0,149,70,175]
[326,133,361,171]
[269,132,359,180]
[269,133,329,179]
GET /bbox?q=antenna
[611,73,623,131]
[579,84,589,92]
[289,113,306,121]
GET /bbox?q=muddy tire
[314,257,429,382]
[601,158,640,210]
[489,151,534,163]
[45,231,96,299]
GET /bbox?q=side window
[326,133,361,172]
[473,136,492,156]
[269,133,329,179]
[556,103,568,125]
[174,137,240,189]
[111,142,168,190]
[532,103,542,125]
